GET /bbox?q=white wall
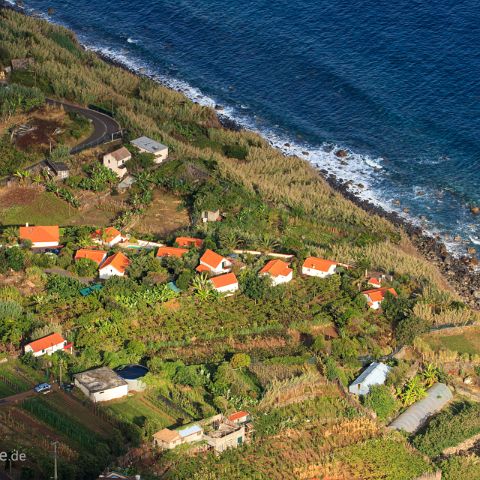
[25,342,66,357]
[99,266,124,280]
[91,384,129,402]
[214,283,239,294]
[302,265,336,278]
[266,271,293,286]
[31,241,59,248]
[201,258,232,274]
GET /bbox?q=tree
[362,385,397,420]
[395,315,429,345]
[240,271,270,301]
[5,247,25,271]
[176,270,194,290]
[74,258,98,277]
[230,353,251,369]
[192,273,216,301]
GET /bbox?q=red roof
[93,227,122,243]
[175,237,203,248]
[363,287,398,304]
[199,249,226,269]
[156,247,188,258]
[210,273,238,289]
[302,257,337,272]
[26,333,65,353]
[74,249,107,265]
[228,411,249,422]
[196,264,211,273]
[19,225,59,244]
[260,259,292,277]
[368,277,382,286]
[100,252,130,274]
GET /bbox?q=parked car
[61,383,74,392]
[34,383,52,394]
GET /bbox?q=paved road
[46,98,122,153]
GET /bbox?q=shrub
[230,353,251,369]
[362,385,397,421]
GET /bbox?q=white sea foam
[17,6,478,258]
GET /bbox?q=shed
[74,367,128,402]
[349,362,390,396]
[47,160,70,179]
[131,136,168,163]
[389,383,453,433]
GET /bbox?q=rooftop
[19,225,59,244]
[303,257,337,272]
[74,367,127,393]
[350,362,390,388]
[153,428,181,443]
[260,259,292,277]
[131,136,167,154]
[100,252,130,274]
[200,249,226,269]
[108,146,131,162]
[75,249,107,265]
[210,272,238,289]
[26,332,65,353]
[156,246,188,258]
[178,424,203,438]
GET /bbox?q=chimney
[135,476,141,480]
[26,222,29,227]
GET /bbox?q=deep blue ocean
[17,0,480,253]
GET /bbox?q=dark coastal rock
[335,149,348,158]
[214,104,224,111]
[454,235,462,242]
[302,151,309,156]
[357,183,365,189]
[284,143,290,147]
[393,199,401,205]
[416,191,425,196]
[403,207,410,213]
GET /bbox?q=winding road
[46,98,122,153]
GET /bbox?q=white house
[196,249,232,275]
[92,227,124,247]
[74,367,129,403]
[363,287,398,310]
[260,259,293,286]
[102,147,131,178]
[302,257,338,278]
[349,362,391,396]
[210,272,239,295]
[131,136,168,163]
[99,252,130,280]
[201,209,221,223]
[19,224,59,248]
[24,333,71,357]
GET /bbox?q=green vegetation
[0,83,45,121]
[362,384,398,421]
[440,456,480,480]
[413,401,480,457]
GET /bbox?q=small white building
[260,259,293,286]
[131,136,168,163]
[196,249,232,275]
[74,367,129,403]
[349,362,391,396]
[103,147,131,178]
[201,209,221,223]
[210,272,239,295]
[363,287,398,310]
[24,333,71,357]
[153,424,203,450]
[99,252,130,280]
[302,257,338,278]
[19,224,59,248]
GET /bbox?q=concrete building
[302,257,338,278]
[204,422,246,453]
[201,209,221,223]
[349,362,391,396]
[103,147,131,178]
[131,136,168,163]
[47,160,70,179]
[389,383,453,433]
[153,424,203,450]
[74,367,128,403]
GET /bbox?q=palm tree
[192,273,216,301]
[256,233,279,253]
[399,376,427,406]
[1,226,19,245]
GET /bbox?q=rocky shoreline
[2,2,479,309]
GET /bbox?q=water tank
[115,364,149,392]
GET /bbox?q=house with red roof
[175,237,203,249]
[74,249,107,266]
[260,259,293,286]
[362,287,398,310]
[302,257,338,278]
[367,277,382,288]
[92,227,124,247]
[156,246,188,258]
[24,332,72,357]
[210,272,239,295]
[19,224,59,248]
[99,252,130,279]
[196,249,232,274]
[227,411,250,425]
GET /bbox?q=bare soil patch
[0,185,41,207]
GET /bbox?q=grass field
[106,392,176,431]
[423,327,480,355]
[0,360,44,398]
[0,187,74,226]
